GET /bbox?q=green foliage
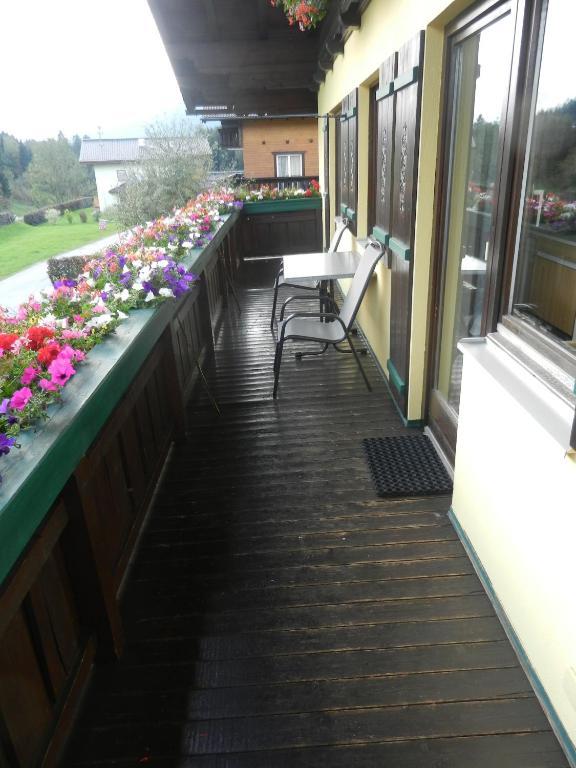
[531,99,576,196]
[78,210,87,223]
[204,126,243,173]
[24,135,95,206]
[115,118,212,227]
[65,209,73,224]
[23,209,47,226]
[47,255,87,285]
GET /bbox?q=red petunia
[0,333,18,352]
[37,343,62,366]
[27,325,55,350]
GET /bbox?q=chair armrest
[279,311,346,341]
[279,293,338,320]
[280,293,320,319]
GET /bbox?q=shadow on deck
[64,260,567,767]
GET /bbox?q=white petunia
[145,291,156,302]
[159,287,175,298]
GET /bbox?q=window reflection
[512,0,576,347]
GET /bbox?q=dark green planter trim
[387,358,406,395]
[389,236,412,261]
[448,508,576,767]
[242,198,321,214]
[371,226,390,246]
[0,213,238,585]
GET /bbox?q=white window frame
[275,153,303,178]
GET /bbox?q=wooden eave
[147,0,368,117]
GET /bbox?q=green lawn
[8,201,36,216]
[0,209,121,279]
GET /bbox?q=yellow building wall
[453,339,576,747]
[318,0,473,421]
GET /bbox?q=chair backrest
[327,219,349,253]
[339,241,383,330]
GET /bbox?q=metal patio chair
[272,240,383,398]
[269,218,349,329]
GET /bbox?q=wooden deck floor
[65,264,568,767]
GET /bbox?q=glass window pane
[289,154,302,176]
[435,13,513,413]
[512,0,576,350]
[276,155,289,176]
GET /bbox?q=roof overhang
[148,0,367,117]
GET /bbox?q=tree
[24,135,94,205]
[115,118,212,227]
[204,126,243,173]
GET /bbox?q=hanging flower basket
[270,0,329,30]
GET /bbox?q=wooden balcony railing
[0,200,322,767]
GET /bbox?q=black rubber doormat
[362,434,453,497]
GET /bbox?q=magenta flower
[59,345,86,362]
[21,366,38,386]
[38,378,57,392]
[48,357,76,386]
[10,387,33,411]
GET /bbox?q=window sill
[458,333,574,451]
[497,315,576,407]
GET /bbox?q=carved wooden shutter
[371,32,424,415]
[373,52,398,249]
[339,89,358,231]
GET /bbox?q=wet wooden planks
[64,273,568,767]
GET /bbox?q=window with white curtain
[275,153,303,177]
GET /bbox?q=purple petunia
[0,433,16,456]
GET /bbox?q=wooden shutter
[372,52,398,249]
[387,32,424,414]
[369,32,424,415]
[338,89,358,232]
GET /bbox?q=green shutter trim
[371,226,390,246]
[340,203,348,216]
[387,358,406,395]
[341,106,357,121]
[393,65,420,93]
[345,207,356,222]
[375,81,394,101]
[389,236,412,261]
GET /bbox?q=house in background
[218,118,319,180]
[79,135,211,210]
[79,138,145,211]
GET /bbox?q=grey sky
[1,0,188,140]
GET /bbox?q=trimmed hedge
[23,210,47,226]
[47,255,87,285]
[55,197,93,214]
[0,212,15,226]
[22,197,93,226]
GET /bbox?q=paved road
[0,231,128,309]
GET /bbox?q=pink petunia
[21,366,38,385]
[38,378,57,392]
[48,357,76,386]
[10,387,33,411]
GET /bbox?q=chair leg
[270,282,279,330]
[346,332,372,392]
[273,340,284,399]
[295,343,329,359]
